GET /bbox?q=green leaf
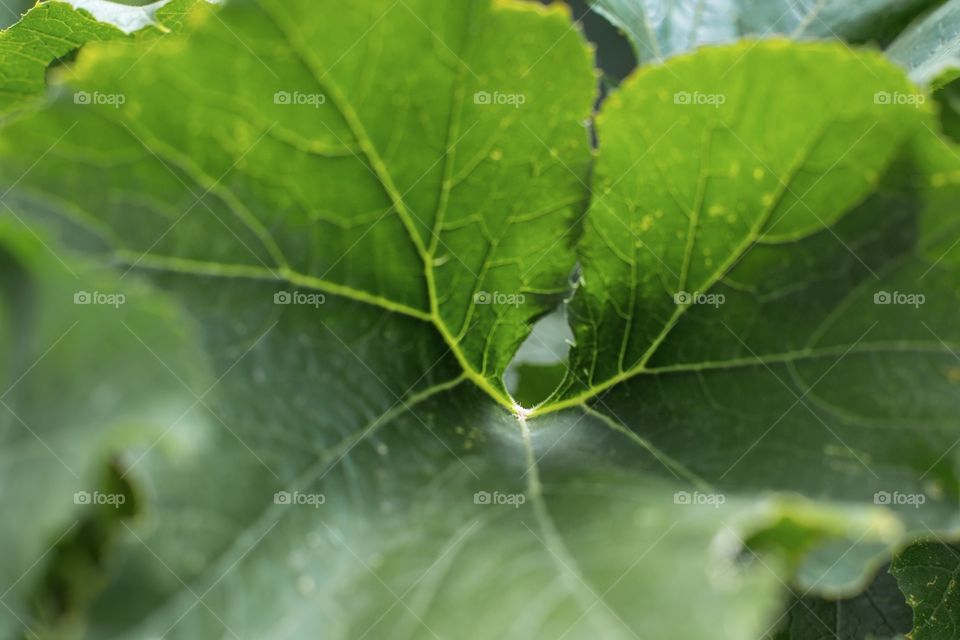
[887,0,960,88]
[3,2,960,639]
[771,565,911,639]
[0,0,207,117]
[556,40,930,404]
[589,0,938,66]
[0,0,594,404]
[542,40,960,594]
[891,541,960,640]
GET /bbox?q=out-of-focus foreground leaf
[0,220,208,636]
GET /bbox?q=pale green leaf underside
[887,0,960,88]
[62,0,193,34]
[2,2,960,639]
[590,0,938,67]
[590,0,960,88]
